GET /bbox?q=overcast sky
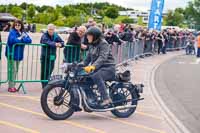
[0,0,191,12]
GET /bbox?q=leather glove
[84,66,96,73]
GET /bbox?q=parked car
[40,27,72,34]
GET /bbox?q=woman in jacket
[5,20,32,92]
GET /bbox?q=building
[119,10,150,24]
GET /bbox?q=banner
[148,0,165,31]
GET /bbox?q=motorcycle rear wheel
[110,87,138,118]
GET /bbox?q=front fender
[48,79,66,86]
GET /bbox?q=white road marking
[190,58,200,65]
[177,61,185,64]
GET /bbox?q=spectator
[0,32,2,60]
[3,22,11,32]
[85,18,96,29]
[162,31,169,54]
[185,32,196,55]
[105,30,122,45]
[0,33,2,82]
[24,22,29,32]
[5,20,32,92]
[31,24,36,33]
[40,24,64,89]
[82,19,96,49]
[119,26,134,42]
[28,24,31,32]
[156,31,164,54]
[63,26,87,63]
[144,30,152,53]
[197,32,200,57]
[168,29,175,49]
[0,32,1,82]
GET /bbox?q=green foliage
[137,17,143,25]
[36,24,47,32]
[0,6,6,12]
[61,5,81,17]
[113,16,134,24]
[121,18,134,24]
[10,6,24,19]
[102,16,113,27]
[105,7,119,19]
[27,5,35,19]
[20,2,27,10]
[162,17,167,26]
[165,10,184,26]
[53,19,65,26]
[185,0,200,27]
[164,0,200,29]
[64,16,83,27]
[0,2,153,28]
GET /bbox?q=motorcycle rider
[83,27,115,107]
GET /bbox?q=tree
[165,10,184,26]
[65,16,82,27]
[20,2,27,10]
[10,6,24,19]
[105,7,119,19]
[62,6,74,17]
[61,6,81,17]
[184,0,200,28]
[27,5,35,19]
[137,17,143,25]
[0,6,6,12]
[121,18,134,24]
[102,16,113,27]
[38,5,51,13]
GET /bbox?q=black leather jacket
[84,38,115,69]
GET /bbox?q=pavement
[0,32,186,133]
[155,54,200,133]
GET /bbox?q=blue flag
[148,0,165,31]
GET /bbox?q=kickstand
[17,83,27,94]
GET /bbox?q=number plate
[49,75,63,81]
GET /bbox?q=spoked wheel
[110,87,138,118]
[40,82,74,120]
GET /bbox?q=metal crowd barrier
[0,43,85,93]
[0,42,9,84]
[0,38,187,93]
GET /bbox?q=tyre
[110,87,138,118]
[40,82,74,120]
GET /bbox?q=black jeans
[40,57,55,88]
[162,45,166,54]
[90,66,115,100]
[158,42,163,54]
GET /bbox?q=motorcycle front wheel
[40,82,74,120]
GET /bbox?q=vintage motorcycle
[40,63,144,120]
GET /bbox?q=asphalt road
[155,55,200,133]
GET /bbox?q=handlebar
[60,63,95,77]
